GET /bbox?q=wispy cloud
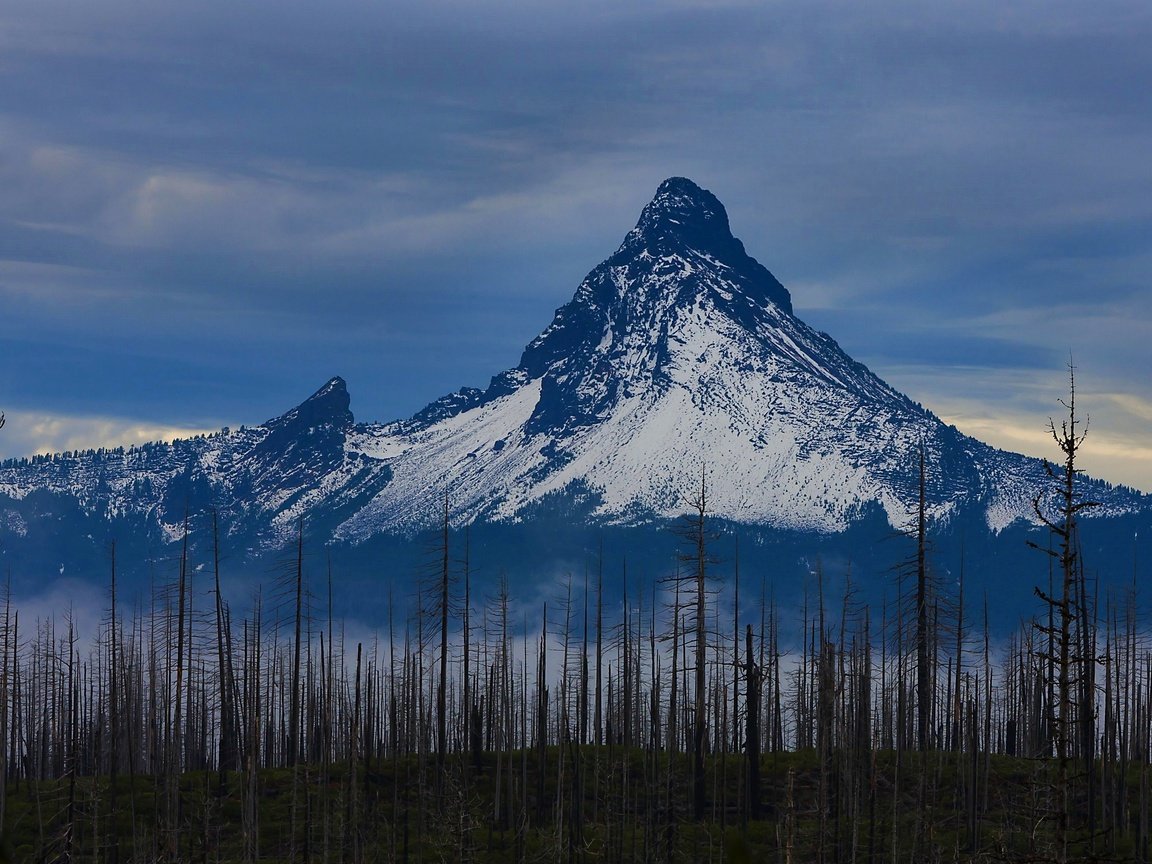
[0,409,217,460]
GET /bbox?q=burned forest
[0,386,1150,864]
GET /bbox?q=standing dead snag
[675,464,716,821]
[107,540,123,864]
[744,624,761,822]
[1029,360,1099,862]
[437,491,451,787]
[915,445,931,753]
[212,511,238,778]
[168,514,190,859]
[288,520,305,768]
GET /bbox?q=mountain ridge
[0,178,1148,570]
[337,178,1143,537]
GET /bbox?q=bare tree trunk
[691,468,708,821]
[437,491,451,791]
[916,446,931,753]
[745,624,761,822]
[289,521,304,768]
[213,512,238,779]
[1030,362,1098,863]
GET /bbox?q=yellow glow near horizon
[1,410,218,459]
[939,413,1152,494]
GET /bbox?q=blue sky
[1,0,1150,490]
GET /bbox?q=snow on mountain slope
[0,376,393,549]
[334,177,1144,538]
[1,178,1146,555]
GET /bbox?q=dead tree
[1029,360,1099,862]
[744,624,761,821]
[212,511,238,778]
[678,466,715,821]
[915,446,931,752]
[288,521,305,768]
[436,492,451,783]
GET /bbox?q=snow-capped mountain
[0,178,1147,568]
[336,177,1144,538]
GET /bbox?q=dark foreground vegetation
[4,745,1150,863]
[0,371,1149,863]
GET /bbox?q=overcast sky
[1,0,1150,491]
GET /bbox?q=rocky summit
[336,177,1143,537]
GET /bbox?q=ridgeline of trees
[0,376,1149,863]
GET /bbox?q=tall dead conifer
[1029,360,1099,862]
[437,491,451,786]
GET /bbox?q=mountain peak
[639,177,728,230]
[266,376,353,432]
[507,178,796,399]
[629,177,733,252]
[314,376,348,399]
[617,178,792,314]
